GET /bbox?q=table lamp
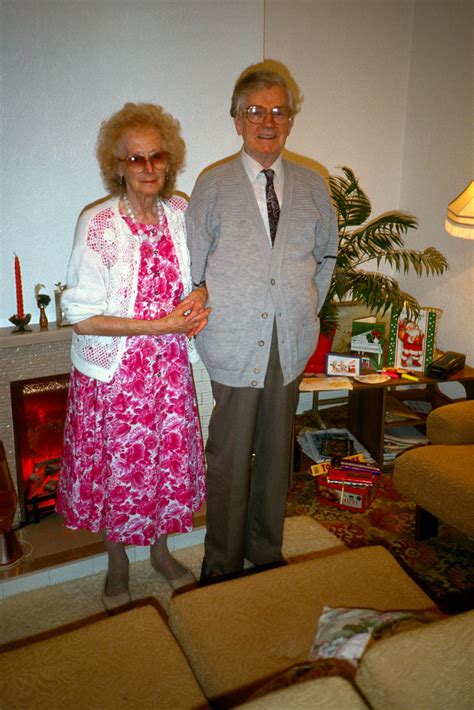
[445,180,474,239]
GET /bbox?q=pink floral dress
[57,215,205,545]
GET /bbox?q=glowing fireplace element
[10,375,69,523]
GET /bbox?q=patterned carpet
[286,470,474,614]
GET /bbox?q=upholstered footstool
[168,545,434,704]
[393,401,474,539]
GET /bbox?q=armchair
[393,401,474,539]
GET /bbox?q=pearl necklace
[122,193,165,240]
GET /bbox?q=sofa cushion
[356,609,474,710]
[238,675,369,708]
[169,546,434,700]
[0,605,209,710]
[229,657,357,707]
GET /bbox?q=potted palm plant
[320,166,448,333]
[307,167,448,371]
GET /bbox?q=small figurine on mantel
[35,284,51,331]
[54,282,71,327]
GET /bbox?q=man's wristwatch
[193,280,206,288]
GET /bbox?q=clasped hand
[165,288,211,338]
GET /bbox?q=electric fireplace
[0,325,72,527]
[11,374,69,523]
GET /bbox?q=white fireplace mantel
[0,323,73,351]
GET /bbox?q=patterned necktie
[262,169,280,245]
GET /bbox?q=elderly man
[186,67,338,583]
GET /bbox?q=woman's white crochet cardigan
[62,195,197,383]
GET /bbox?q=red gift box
[316,474,380,512]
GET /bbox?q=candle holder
[9,313,32,333]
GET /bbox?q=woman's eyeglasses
[118,151,170,173]
[243,105,293,125]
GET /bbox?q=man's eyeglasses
[243,105,293,125]
[118,151,170,173]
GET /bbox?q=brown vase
[39,306,48,331]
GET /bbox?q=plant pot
[305,329,336,374]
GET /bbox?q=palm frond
[329,166,371,228]
[379,247,448,276]
[342,271,422,320]
[346,212,418,255]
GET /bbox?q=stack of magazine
[297,427,375,464]
[383,426,429,463]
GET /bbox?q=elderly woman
[56,103,210,611]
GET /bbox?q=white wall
[265,0,413,212]
[1,0,473,365]
[398,0,474,358]
[1,0,263,325]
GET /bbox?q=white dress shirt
[241,149,284,245]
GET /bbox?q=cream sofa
[2,543,473,709]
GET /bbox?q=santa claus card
[387,306,437,372]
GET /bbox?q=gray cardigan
[186,154,338,387]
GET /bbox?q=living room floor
[0,508,207,599]
[1,514,104,578]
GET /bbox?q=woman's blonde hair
[96,102,185,199]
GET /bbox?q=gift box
[316,474,380,512]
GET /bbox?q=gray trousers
[203,328,301,576]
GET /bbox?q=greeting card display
[350,317,386,369]
[325,353,361,377]
[387,306,437,372]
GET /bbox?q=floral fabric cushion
[310,605,444,668]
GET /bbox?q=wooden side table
[347,365,474,464]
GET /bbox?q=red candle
[14,254,25,318]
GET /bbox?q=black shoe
[245,558,288,576]
[199,559,242,586]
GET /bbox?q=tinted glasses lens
[125,151,170,172]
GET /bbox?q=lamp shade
[445,180,474,239]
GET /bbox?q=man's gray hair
[230,69,296,117]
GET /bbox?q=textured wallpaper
[1,0,263,326]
